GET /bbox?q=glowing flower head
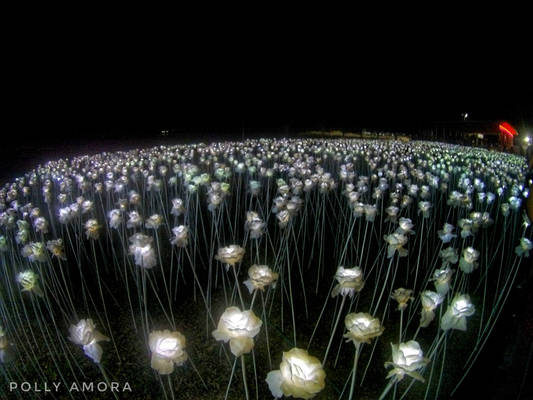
[21,242,47,263]
[243,265,279,294]
[266,348,326,399]
[129,233,157,269]
[344,312,384,345]
[437,223,456,243]
[244,211,266,239]
[212,306,262,357]
[16,270,43,296]
[385,340,429,382]
[68,319,110,363]
[171,198,185,217]
[331,266,364,298]
[384,233,408,258]
[391,288,413,311]
[440,294,475,331]
[145,214,164,230]
[515,237,532,257]
[215,245,245,268]
[84,219,101,240]
[418,201,432,218]
[170,225,189,247]
[149,329,187,375]
[458,247,479,274]
[108,209,122,229]
[439,247,458,266]
[432,266,454,295]
[396,218,414,235]
[46,239,66,260]
[419,291,444,328]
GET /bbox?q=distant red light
[499,122,517,136]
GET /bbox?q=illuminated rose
[244,211,266,239]
[440,294,475,331]
[419,291,444,328]
[437,223,456,243]
[171,198,185,216]
[149,329,188,375]
[243,265,279,294]
[331,266,364,298]
[385,340,429,382]
[170,225,189,247]
[439,247,458,266]
[68,319,109,363]
[266,348,326,399]
[344,312,384,345]
[391,288,413,311]
[46,239,66,260]
[396,217,414,235]
[145,214,164,230]
[108,209,122,229]
[16,270,43,297]
[129,233,157,269]
[384,233,408,258]
[458,247,479,274]
[215,245,245,267]
[212,307,262,357]
[85,219,101,240]
[432,266,454,295]
[515,237,532,257]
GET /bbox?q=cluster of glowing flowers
[384,233,408,258]
[128,233,157,269]
[148,329,188,375]
[243,264,279,293]
[419,291,444,328]
[437,223,457,243]
[391,288,413,311]
[344,312,384,345]
[21,242,47,262]
[46,239,66,260]
[84,219,101,240]
[331,266,364,298]
[266,348,326,399]
[244,211,266,239]
[170,225,189,247]
[440,294,475,331]
[384,340,429,382]
[212,306,262,357]
[515,237,532,257]
[432,266,454,295]
[16,270,43,296]
[215,245,245,269]
[68,319,110,363]
[458,247,480,274]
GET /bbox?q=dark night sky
[2,60,532,184]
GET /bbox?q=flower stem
[241,355,250,400]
